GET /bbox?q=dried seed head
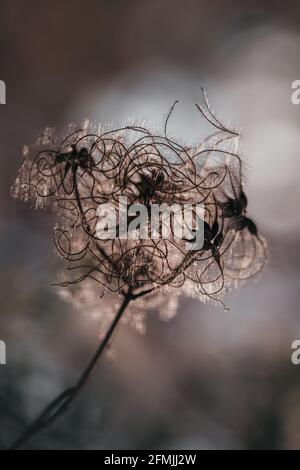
[11,93,267,330]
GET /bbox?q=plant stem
[11,293,132,450]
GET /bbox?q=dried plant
[10,91,267,448]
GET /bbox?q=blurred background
[1,0,300,450]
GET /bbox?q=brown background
[1,0,300,449]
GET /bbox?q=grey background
[0,0,300,449]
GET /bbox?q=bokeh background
[1,0,300,450]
